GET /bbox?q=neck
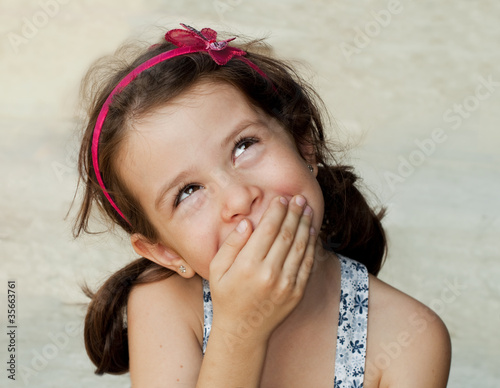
[288,240,340,319]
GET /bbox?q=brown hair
[73,34,386,375]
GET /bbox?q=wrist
[199,324,268,387]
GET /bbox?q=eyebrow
[154,119,261,211]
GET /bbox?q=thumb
[209,219,252,283]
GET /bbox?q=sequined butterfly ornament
[165,23,246,65]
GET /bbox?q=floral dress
[202,255,369,387]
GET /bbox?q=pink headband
[91,24,271,225]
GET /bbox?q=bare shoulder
[127,274,204,387]
[365,275,451,388]
[128,272,203,327]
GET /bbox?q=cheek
[267,161,323,215]
[263,155,302,186]
[157,212,218,265]
[310,179,325,232]
[266,154,311,192]
[274,159,325,229]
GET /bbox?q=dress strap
[334,255,370,388]
[202,278,213,355]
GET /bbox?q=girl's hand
[208,195,317,343]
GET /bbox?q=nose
[219,178,260,224]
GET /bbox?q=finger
[294,226,317,292]
[209,219,252,283]
[236,196,289,263]
[265,196,309,270]
[275,203,312,276]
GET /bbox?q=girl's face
[118,81,324,279]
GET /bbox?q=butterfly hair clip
[165,23,246,65]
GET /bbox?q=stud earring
[307,164,314,173]
[179,265,186,273]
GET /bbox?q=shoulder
[365,275,451,388]
[128,272,203,323]
[127,274,205,386]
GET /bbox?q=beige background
[1,0,499,386]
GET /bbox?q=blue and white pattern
[201,255,369,387]
[334,255,369,388]
[202,278,213,354]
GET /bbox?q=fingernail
[236,219,247,233]
[295,196,306,207]
[279,197,288,205]
[309,226,316,235]
[304,206,313,216]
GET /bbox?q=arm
[128,275,204,387]
[198,195,316,387]
[128,279,271,387]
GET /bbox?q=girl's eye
[174,184,203,207]
[173,136,259,208]
[233,136,259,160]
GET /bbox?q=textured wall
[1,0,499,386]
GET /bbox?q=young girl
[74,24,451,387]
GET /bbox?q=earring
[307,164,314,173]
[179,265,186,273]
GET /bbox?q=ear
[298,136,318,177]
[130,233,196,278]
